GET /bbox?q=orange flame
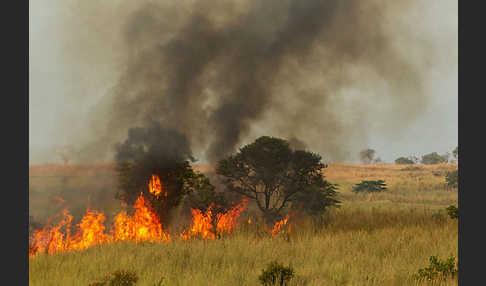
[112,193,170,243]
[270,214,291,237]
[29,175,255,258]
[148,174,163,198]
[181,199,247,240]
[29,176,171,258]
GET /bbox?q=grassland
[28,163,458,286]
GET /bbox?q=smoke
[46,0,449,163]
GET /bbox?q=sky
[29,0,457,164]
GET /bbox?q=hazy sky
[29,0,457,164]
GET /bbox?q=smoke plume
[53,0,442,163]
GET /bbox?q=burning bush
[114,123,199,226]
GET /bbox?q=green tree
[395,157,415,164]
[359,148,375,164]
[421,152,447,165]
[352,180,388,193]
[183,172,230,213]
[216,136,339,220]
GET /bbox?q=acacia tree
[216,136,339,220]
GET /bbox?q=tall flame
[29,174,265,259]
[112,193,170,243]
[29,176,171,258]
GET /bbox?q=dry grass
[28,163,458,286]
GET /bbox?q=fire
[148,174,163,198]
[270,214,291,237]
[180,207,215,240]
[29,176,171,258]
[112,193,170,243]
[215,199,247,235]
[181,199,247,240]
[28,174,261,258]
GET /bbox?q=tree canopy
[421,152,447,165]
[216,136,339,220]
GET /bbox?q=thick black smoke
[67,0,431,163]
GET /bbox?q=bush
[352,180,388,193]
[446,205,458,219]
[414,255,457,282]
[89,270,139,286]
[445,169,458,188]
[421,152,447,165]
[258,261,295,286]
[395,157,415,164]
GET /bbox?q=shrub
[421,152,447,165]
[89,269,139,286]
[352,180,388,193]
[395,157,415,164]
[445,169,458,188]
[446,205,458,219]
[414,255,457,282]
[258,261,295,286]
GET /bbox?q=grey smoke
[32,0,455,163]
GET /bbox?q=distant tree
[216,136,339,220]
[395,157,415,165]
[421,152,447,165]
[352,180,388,193]
[359,148,375,164]
[452,146,458,161]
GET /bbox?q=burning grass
[29,163,458,285]
[29,206,457,286]
[29,175,274,258]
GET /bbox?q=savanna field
[28,163,458,286]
